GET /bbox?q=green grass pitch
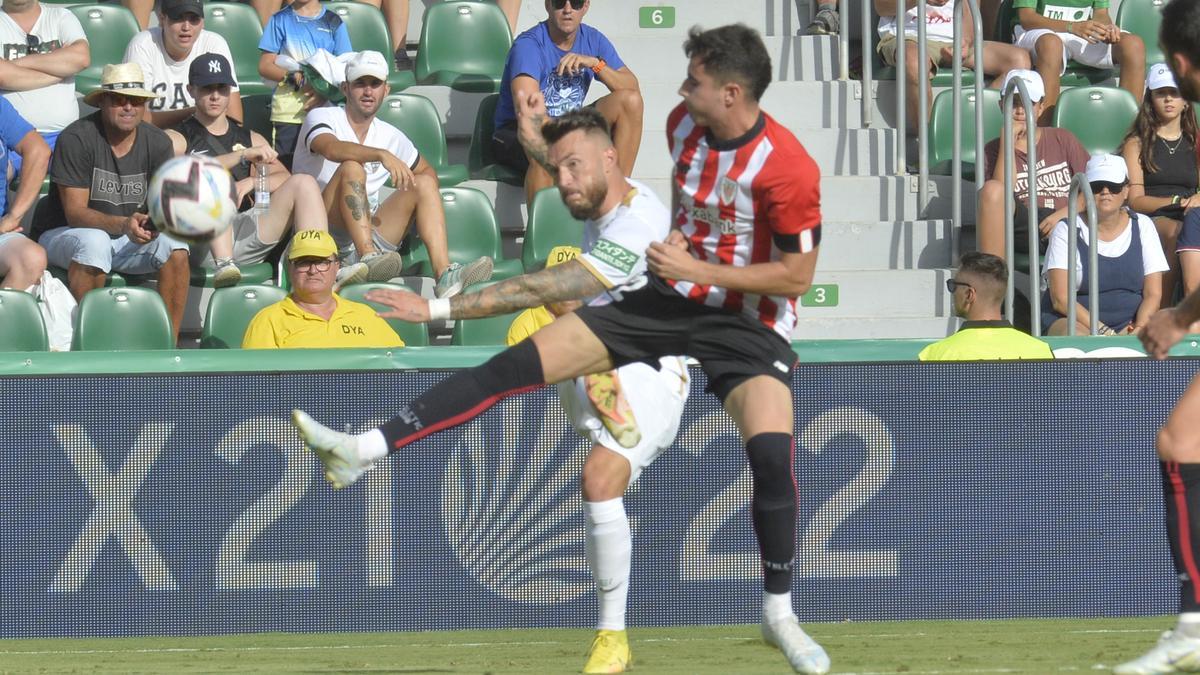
[0,616,1172,673]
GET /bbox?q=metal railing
[951,0,985,258]
[1064,174,1100,335]
[1001,76,1040,330]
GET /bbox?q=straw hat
[82,63,160,107]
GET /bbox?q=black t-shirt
[175,116,253,183]
[31,112,173,242]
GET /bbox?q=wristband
[1174,194,1182,206]
[591,58,606,74]
[1066,21,1074,33]
[428,298,451,321]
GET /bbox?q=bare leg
[0,236,46,289]
[322,161,377,257]
[1157,216,1182,307]
[1113,34,1147,104]
[122,0,153,29]
[523,154,554,209]
[976,180,1009,259]
[259,174,328,243]
[249,0,283,27]
[1033,33,1064,126]
[157,249,189,343]
[375,173,452,276]
[1160,373,1200,462]
[66,262,105,302]
[593,89,644,176]
[1182,251,1200,298]
[495,0,520,35]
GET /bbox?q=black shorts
[574,274,798,401]
[490,122,529,174]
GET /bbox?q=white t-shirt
[0,6,86,133]
[123,28,238,114]
[292,106,419,213]
[1042,212,1169,289]
[877,5,956,41]
[578,178,672,304]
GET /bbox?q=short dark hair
[682,24,772,101]
[540,107,611,146]
[1162,0,1200,69]
[958,251,1008,303]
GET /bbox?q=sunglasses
[550,0,586,9]
[945,279,973,293]
[25,34,39,51]
[1089,180,1127,194]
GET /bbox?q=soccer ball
[147,155,237,243]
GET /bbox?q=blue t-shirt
[0,98,34,216]
[259,5,353,62]
[495,22,625,128]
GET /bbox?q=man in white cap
[292,50,492,297]
[29,62,191,344]
[975,68,1091,262]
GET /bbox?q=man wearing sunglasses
[919,252,1053,360]
[242,229,403,348]
[493,0,643,206]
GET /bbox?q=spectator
[29,63,190,343]
[123,0,243,130]
[505,244,583,344]
[0,95,47,289]
[248,0,281,29]
[493,0,642,206]
[292,51,493,297]
[1124,63,1200,302]
[1011,0,1145,124]
[875,0,1030,133]
[257,0,352,169]
[977,69,1090,260]
[165,53,367,290]
[357,0,413,71]
[0,0,89,166]
[1041,153,1168,335]
[806,1,839,35]
[919,252,1053,360]
[242,229,403,348]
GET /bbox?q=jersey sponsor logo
[590,238,639,275]
[718,176,738,206]
[341,324,365,336]
[1040,3,1091,20]
[688,203,737,235]
[90,168,147,206]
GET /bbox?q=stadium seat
[376,94,468,186]
[468,93,523,184]
[0,289,48,351]
[203,2,273,98]
[239,92,273,141]
[189,261,275,288]
[928,88,1003,180]
[327,1,416,91]
[401,186,524,279]
[200,284,286,348]
[994,0,1114,86]
[415,1,511,92]
[336,282,430,346]
[72,287,174,350]
[522,187,585,272]
[1116,0,1165,66]
[69,4,141,96]
[450,283,521,345]
[1052,86,1140,154]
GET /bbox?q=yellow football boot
[583,629,632,674]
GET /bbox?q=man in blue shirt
[0,96,49,289]
[492,0,642,206]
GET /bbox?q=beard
[561,178,608,221]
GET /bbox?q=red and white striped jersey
[665,102,822,340]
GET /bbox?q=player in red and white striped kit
[292,23,829,674]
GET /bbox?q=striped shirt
[666,102,822,339]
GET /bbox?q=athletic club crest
[718,176,738,205]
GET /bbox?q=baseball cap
[1001,69,1046,103]
[345,51,389,82]
[289,230,338,260]
[1085,154,1129,184]
[544,245,581,268]
[1147,62,1179,91]
[188,53,236,88]
[161,0,203,20]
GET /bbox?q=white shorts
[1013,27,1119,73]
[558,356,690,484]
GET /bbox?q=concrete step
[791,316,957,340]
[821,220,954,271]
[804,268,953,317]
[613,35,842,85]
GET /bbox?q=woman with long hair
[1121,63,1200,303]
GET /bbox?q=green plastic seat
[468,93,523,184]
[336,282,429,346]
[48,265,127,288]
[73,287,174,350]
[189,261,274,288]
[927,88,1003,179]
[1116,0,1165,65]
[200,284,286,348]
[401,186,523,279]
[450,283,520,345]
[522,187,585,272]
[1052,86,1139,154]
[69,4,141,96]
[0,289,48,351]
[376,93,468,186]
[327,1,416,92]
[415,1,511,92]
[996,0,1115,85]
[204,2,273,98]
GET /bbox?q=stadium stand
[400,186,523,280]
[327,0,416,91]
[467,93,523,184]
[1116,0,1165,65]
[521,187,584,273]
[72,287,174,350]
[376,93,469,186]
[928,88,1003,180]
[338,282,431,346]
[200,284,287,348]
[0,289,47,351]
[203,2,272,97]
[68,4,141,95]
[414,0,511,92]
[1052,86,1140,154]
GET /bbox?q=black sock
[1163,461,1200,612]
[379,339,545,452]
[747,432,797,595]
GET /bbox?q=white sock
[585,498,630,631]
[763,591,793,623]
[357,428,388,463]
[1179,613,1200,638]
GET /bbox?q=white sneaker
[762,615,831,675]
[334,262,369,292]
[435,256,493,298]
[212,257,242,289]
[1114,630,1200,674]
[291,409,371,489]
[361,250,404,282]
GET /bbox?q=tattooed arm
[513,78,554,174]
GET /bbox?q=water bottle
[254,163,270,214]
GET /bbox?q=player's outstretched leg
[291,410,372,489]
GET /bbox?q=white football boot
[1114,630,1200,674]
[291,410,371,489]
[762,615,831,675]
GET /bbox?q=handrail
[895,0,907,174]
[1001,78,1041,333]
[1064,174,1101,335]
[861,0,873,127]
[838,0,850,80]
[917,0,928,210]
[951,0,985,261]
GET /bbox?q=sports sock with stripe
[585,497,631,631]
[747,432,798,595]
[1162,461,1200,613]
[378,339,545,452]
